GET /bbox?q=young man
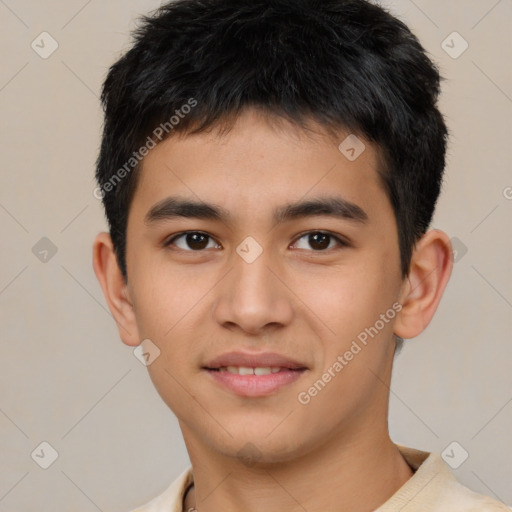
[92,0,509,510]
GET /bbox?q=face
[124,109,405,463]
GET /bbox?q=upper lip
[204,351,308,370]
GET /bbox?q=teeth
[254,367,271,375]
[223,366,283,375]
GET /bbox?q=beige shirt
[129,445,510,512]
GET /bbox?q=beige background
[1,0,511,510]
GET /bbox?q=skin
[93,108,453,512]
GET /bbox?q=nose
[212,244,294,336]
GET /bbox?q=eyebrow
[144,196,368,226]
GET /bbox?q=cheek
[129,263,215,385]
[293,256,400,363]
[297,263,388,330]
[130,260,204,338]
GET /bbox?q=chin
[213,430,312,466]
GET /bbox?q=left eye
[292,232,346,251]
[167,232,220,251]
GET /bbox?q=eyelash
[163,230,349,252]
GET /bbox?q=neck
[182,426,413,512]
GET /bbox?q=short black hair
[95,0,448,281]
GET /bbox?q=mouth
[204,351,308,371]
[205,366,305,375]
[203,367,307,397]
[202,352,308,397]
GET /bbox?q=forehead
[130,108,390,227]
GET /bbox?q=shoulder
[436,479,511,511]
[378,445,511,512]
[127,466,194,512]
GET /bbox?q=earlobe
[393,229,453,340]
[92,232,140,346]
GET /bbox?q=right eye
[164,231,222,251]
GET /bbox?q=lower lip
[204,369,306,397]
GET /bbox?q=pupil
[187,233,208,250]
[310,233,329,250]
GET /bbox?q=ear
[92,232,141,346]
[394,229,453,339]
